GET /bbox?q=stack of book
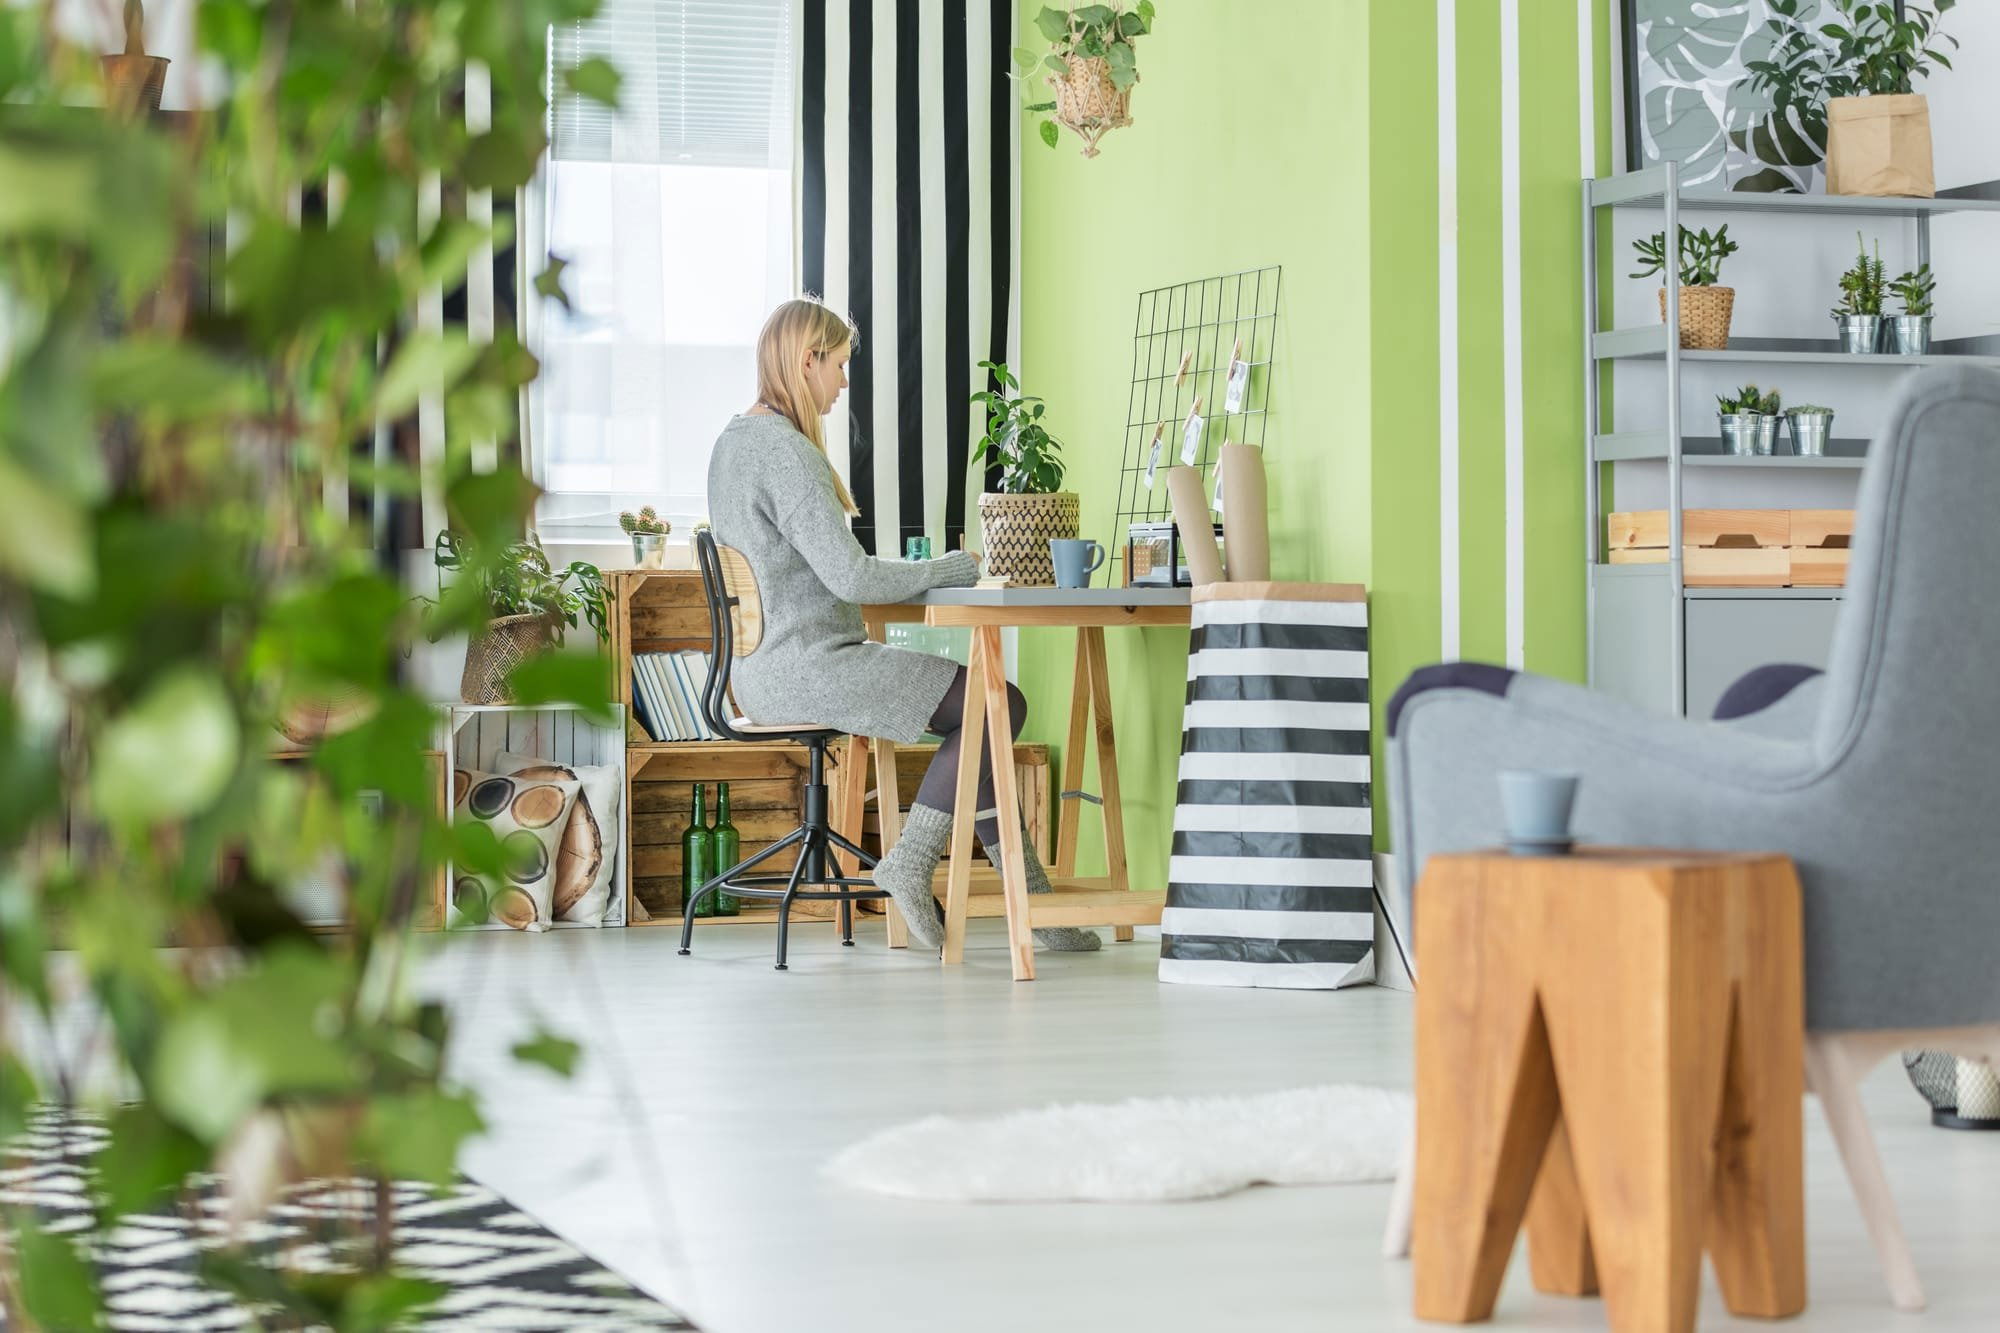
[631,651,721,742]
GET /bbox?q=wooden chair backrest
[715,543,764,657]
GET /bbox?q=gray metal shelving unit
[1583,161,2000,716]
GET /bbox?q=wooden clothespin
[1174,348,1194,388]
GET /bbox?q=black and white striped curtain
[1159,584,1377,991]
[798,0,1019,556]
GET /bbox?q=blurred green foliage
[0,0,611,1324]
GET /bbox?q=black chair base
[677,736,886,970]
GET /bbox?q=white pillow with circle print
[494,751,622,926]
[451,767,581,932]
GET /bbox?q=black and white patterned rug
[1,1108,695,1331]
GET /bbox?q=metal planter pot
[1835,314,1883,355]
[630,533,668,568]
[1719,412,1777,456]
[1786,411,1834,458]
[1891,315,1933,356]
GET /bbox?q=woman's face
[804,343,850,415]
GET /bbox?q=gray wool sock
[980,830,1103,953]
[874,803,949,950]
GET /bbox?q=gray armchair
[1380,366,2000,1311]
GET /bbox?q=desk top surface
[896,586,1192,607]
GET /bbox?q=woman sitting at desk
[706,297,1100,954]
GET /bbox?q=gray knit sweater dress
[706,413,979,743]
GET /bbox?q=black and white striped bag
[1159,583,1375,989]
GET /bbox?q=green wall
[1015,0,1612,881]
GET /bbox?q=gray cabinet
[1684,593,1842,720]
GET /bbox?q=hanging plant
[1012,3,1156,158]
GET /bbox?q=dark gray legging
[914,665,1026,848]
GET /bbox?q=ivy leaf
[357,1088,484,1185]
[511,1029,582,1077]
[563,56,622,106]
[1035,6,1069,42]
[98,1102,208,1218]
[91,668,239,827]
[504,652,614,724]
[375,332,480,421]
[0,455,93,598]
[1040,119,1060,150]
[16,1220,99,1332]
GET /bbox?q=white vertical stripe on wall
[1577,0,1597,177]
[964,0,993,543]
[869,0,902,546]
[1499,0,1525,669]
[823,0,853,482]
[919,0,948,542]
[417,170,447,544]
[1437,0,1460,662]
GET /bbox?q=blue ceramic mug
[1049,539,1106,588]
[1498,770,1579,848]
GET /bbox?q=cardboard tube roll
[1219,443,1270,581]
[1164,465,1225,586]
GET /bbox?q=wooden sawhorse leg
[1053,627,1135,940]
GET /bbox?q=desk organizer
[1159,581,1374,990]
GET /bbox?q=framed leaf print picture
[1622,0,1876,194]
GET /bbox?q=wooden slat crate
[1607,545,1792,587]
[1608,509,1791,551]
[1789,546,1851,587]
[1789,509,1854,549]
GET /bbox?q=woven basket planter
[1658,285,1735,350]
[1051,55,1132,158]
[977,492,1080,587]
[460,613,555,704]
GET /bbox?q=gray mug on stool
[1050,539,1105,588]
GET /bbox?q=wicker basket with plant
[1632,224,1740,350]
[970,360,1077,586]
[426,533,612,704]
[1013,3,1155,157]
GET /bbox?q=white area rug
[825,1084,1411,1203]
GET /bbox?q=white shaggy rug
[824,1084,1411,1203]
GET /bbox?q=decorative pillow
[494,751,623,926]
[451,767,581,932]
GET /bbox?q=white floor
[426,918,2000,1332]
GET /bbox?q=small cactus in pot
[1717,384,1782,457]
[620,507,671,569]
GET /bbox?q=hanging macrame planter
[1049,55,1134,159]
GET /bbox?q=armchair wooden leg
[1806,1032,1927,1312]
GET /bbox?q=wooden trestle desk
[849,586,1190,980]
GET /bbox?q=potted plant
[1832,233,1887,353]
[1750,0,1959,198]
[1717,384,1782,457]
[619,506,671,568]
[970,359,1077,586]
[1631,225,1739,350]
[431,532,612,703]
[1012,3,1154,157]
[1785,404,1836,458]
[1889,262,1936,355]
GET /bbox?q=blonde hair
[756,296,860,516]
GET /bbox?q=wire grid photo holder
[1106,266,1281,585]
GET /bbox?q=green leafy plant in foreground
[1630,225,1740,287]
[1011,3,1155,150]
[0,0,613,1326]
[970,362,1068,495]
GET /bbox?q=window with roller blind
[532,0,794,541]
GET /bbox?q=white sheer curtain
[529,0,794,541]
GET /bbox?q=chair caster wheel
[677,948,690,956]
[774,963,788,971]
[841,939,855,947]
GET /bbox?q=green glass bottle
[711,782,741,916]
[683,783,715,918]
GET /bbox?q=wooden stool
[1413,849,1805,1333]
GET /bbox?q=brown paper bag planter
[1827,94,1935,198]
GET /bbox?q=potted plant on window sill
[970,360,1077,586]
[1013,3,1155,157]
[620,507,671,569]
[1632,224,1740,350]
[428,532,612,704]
